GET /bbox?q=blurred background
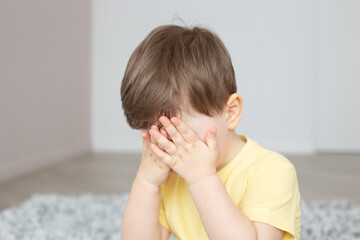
[0,0,359,210]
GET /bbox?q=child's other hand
[136,125,171,189]
[149,116,217,185]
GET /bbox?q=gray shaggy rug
[0,193,359,240]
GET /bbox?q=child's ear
[224,93,243,130]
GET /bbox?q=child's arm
[150,116,284,240]
[188,174,283,240]
[121,177,170,240]
[121,129,171,240]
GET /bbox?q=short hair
[121,24,237,130]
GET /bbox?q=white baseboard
[0,142,91,183]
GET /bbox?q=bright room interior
[0,0,359,239]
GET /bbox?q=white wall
[315,0,360,153]
[0,0,91,183]
[92,0,360,154]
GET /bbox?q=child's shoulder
[241,135,296,173]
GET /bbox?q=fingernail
[171,117,178,124]
[159,116,169,124]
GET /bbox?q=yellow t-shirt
[159,134,301,240]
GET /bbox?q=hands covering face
[149,116,218,185]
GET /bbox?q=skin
[121,93,285,240]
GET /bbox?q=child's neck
[216,130,246,172]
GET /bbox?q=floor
[0,153,359,211]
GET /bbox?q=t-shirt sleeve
[238,158,300,239]
[159,189,171,232]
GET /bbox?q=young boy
[120,24,301,240]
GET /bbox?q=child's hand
[136,125,171,188]
[149,116,218,185]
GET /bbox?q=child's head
[121,24,238,131]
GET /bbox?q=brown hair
[120,24,237,129]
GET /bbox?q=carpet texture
[0,193,359,240]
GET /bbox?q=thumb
[206,128,217,151]
[141,131,150,147]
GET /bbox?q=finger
[159,116,185,145]
[160,128,168,139]
[206,128,217,151]
[151,125,159,130]
[170,117,197,143]
[150,143,176,168]
[141,131,151,148]
[161,128,174,144]
[149,128,177,155]
[150,125,168,152]
[141,131,150,141]
[150,125,159,144]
